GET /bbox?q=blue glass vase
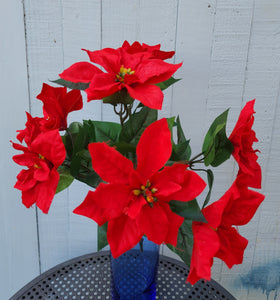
[110,237,159,300]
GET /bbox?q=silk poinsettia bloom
[12,130,66,214]
[16,112,43,146]
[37,83,83,131]
[74,118,206,258]
[187,178,265,285]
[229,99,262,189]
[122,40,175,60]
[59,43,182,109]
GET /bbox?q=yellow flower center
[133,180,158,207]
[34,154,45,169]
[116,65,135,82]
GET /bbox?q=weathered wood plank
[24,0,68,272]
[0,1,39,298]
[24,0,103,272]
[61,0,102,261]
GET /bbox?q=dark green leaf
[56,166,74,194]
[119,106,157,146]
[202,109,233,167]
[167,220,193,267]
[170,116,191,161]
[202,169,214,208]
[85,120,121,143]
[114,142,136,155]
[82,120,96,143]
[169,199,206,222]
[166,116,175,132]
[103,89,134,105]
[156,77,181,91]
[98,223,108,251]
[51,78,89,90]
[72,124,88,155]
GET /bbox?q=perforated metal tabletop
[10,251,236,300]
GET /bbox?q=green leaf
[51,78,89,90]
[202,169,214,208]
[202,109,233,167]
[119,106,158,146]
[72,124,89,155]
[156,77,181,91]
[170,116,191,161]
[103,89,134,105]
[167,220,193,267]
[84,120,121,143]
[169,199,206,222]
[166,116,176,132]
[56,166,74,194]
[98,223,108,251]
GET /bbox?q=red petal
[136,119,172,182]
[202,184,237,229]
[187,222,219,285]
[73,183,131,226]
[61,89,83,114]
[31,130,66,167]
[169,170,206,202]
[107,215,143,258]
[33,161,50,181]
[136,202,169,245]
[13,153,37,167]
[59,62,103,83]
[216,227,248,268]
[89,142,134,184]
[229,99,262,189]
[222,182,265,227]
[150,164,186,200]
[14,169,37,191]
[160,203,184,246]
[126,84,163,109]
[11,141,28,152]
[86,73,121,101]
[127,195,147,219]
[22,169,59,213]
[84,48,120,74]
[136,59,182,84]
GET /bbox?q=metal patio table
[10,251,236,300]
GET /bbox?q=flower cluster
[12,84,83,213]
[12,41,264,285]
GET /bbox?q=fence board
[0,1,39,298]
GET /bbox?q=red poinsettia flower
[229,99,262,189]
[16,112,43,146]
[122,40,175,60]
[12,130,66,214]
[187,178,265,285]
[74,119,206,258]
[59,43,182,109]
[37,83,83,131]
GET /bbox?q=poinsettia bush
[11,41,264,285]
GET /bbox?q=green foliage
[56,166,74,194]
[98,223,108,251]
[83,120,121,144]
[170,116,191,161]
[202,109,234,167]
[51,78,90,90]
[156,77,181,91]
[119,106,158,146]
[103,89,134,105]
[202,169,214,208]
[167,220,194,267]
[169,199,206,223]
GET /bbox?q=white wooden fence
[1,1,280,299]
